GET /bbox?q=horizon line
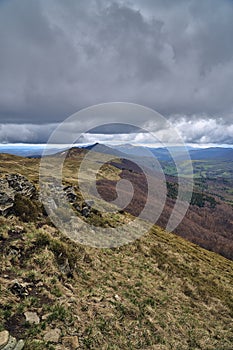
[0,142,232,149]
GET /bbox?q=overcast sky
[0,0,233,144]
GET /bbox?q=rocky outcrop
[0,174,36,216]
[0,179,15,215]
[6,174,36,198]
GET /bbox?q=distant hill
[0,145,64,158]
[189,147,233,160]
[112,143,151,157]
[0,143,232,162]
[82,142,126,157]
[113,143,233,161]
[113,144,173,160]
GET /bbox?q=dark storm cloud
[0,0,233,143]
[0,123,56,143]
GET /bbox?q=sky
[0,0,233,145]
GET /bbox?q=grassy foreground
[0,214,232,350]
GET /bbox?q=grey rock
[62,335,79,349]
[2,335,16,350]
[44,328,61,343]
[0,330,9,349]
[81,206,90,218]
[8,248,21,259]
[10,280,29,297]
[47,198,57,211]
[6,174,36,198]
[85,200,94,208]
[75,203,82,212]
[14,340,25,350]
[63,186,77,203]
[0,331,24,350]
[0,174,37,216]
[24,311,40,324]
[59,258,72,276]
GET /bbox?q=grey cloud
[0,117,232,145]
[0,0,232,143]
[0,123,56,143]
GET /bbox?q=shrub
[13,194,41,222]
[35,232,51,248]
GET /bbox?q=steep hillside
[0,150,233,261]
[0,150,233,349]
[95,158,233,260]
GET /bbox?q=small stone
[41,313,51,320]
[75,203,82,212]
[62,336,79,349]
[85,200,94,208]
[14,340,25,350]
[2,335,17,349]
[44,328,61,343]
[36,281,44,287]
[0,330,9,348]
[59,258,71,275]
[10,280,29,297]
[81,206,90,217]
[69,297,76,303]
[114,294,121,301]
[24,311,40,324]
[92,296,103,303]
[14,225,24,232]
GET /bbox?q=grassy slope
[0,216,232,350]
[0,154,39,183]
[0,152,232,349]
